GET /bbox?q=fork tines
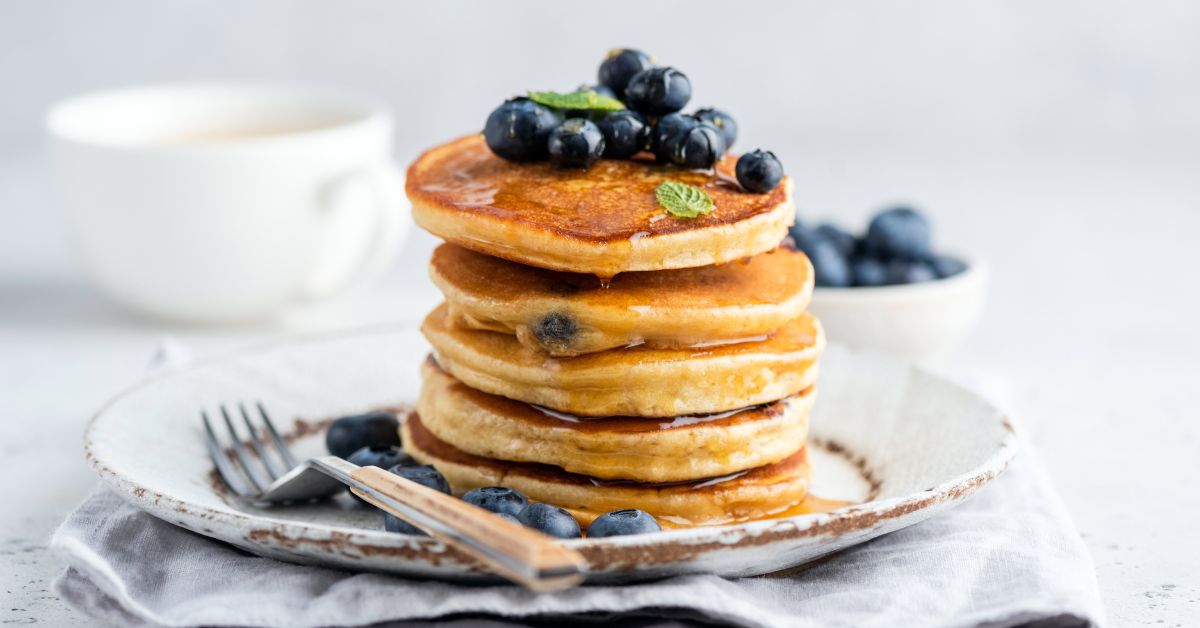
[202,402,296,498]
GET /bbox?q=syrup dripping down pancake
[402,413,811,528]
[406,135,795,276]
[421,302,824,417]
[417,357,812,483]
[431,243,813,356]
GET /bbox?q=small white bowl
[808,258,989,364]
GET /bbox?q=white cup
[46,82,410,322]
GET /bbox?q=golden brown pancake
[432,243,814,356]
[421,302,824,417]
[417,357,812,482]
[402,413,811,528]
[406,135,795,276]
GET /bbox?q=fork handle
[348,466,587,590]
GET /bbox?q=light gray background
[2,1,1198,626]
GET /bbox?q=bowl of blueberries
[789,206,988,363]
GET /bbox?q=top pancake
[406,134,795,276]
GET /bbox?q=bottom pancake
[418,357,813,482]
[402,414,811,528]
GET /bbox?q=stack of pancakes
[403,135,824,527]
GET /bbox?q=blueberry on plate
[595,110,650,159]
[815,223,856,259]
[383,512,423,535]
[851,257,889,287]
[388,464,452,494]
[381,464,452,535]
[929,254,968,279]
[693,108,737,149]
[624,67,692,116]
[650,113,697,162]
[586,509,661,538]
[790,225,852,288]
[379,465,451,535]
[548,118,605,169]
[863,207,932,259]
[346,445,412,470]
[670,121,725,169]
[462,486,529,517]
[346,445,413,504]
[598,48,653,99]
[483,97,561,162]
[325,411,400,459]
[735,150,784,193]
[516,502,582,539]
[885,258,938,285]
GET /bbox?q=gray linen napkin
[51,449,1103,628]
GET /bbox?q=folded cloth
[51,449,1103,628]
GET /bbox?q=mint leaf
[655,181,715,218]
[527,89,625,112]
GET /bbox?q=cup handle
[300,163,408,300]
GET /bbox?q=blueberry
[929,254,967,279]
[346,445,413,470]
[586,509,661,538]
[532,312,578,349]
[346,445,413,504]
[863,207,932,259]
[693,108,737,149]
[735,150,784,193]
[670,121,725,169]
[650,113,697,162]
[885,258,937,285]
[851,257,889,287]
[790,225,852,288]
[388,464,452,494]
[381,464,451,534]
[815,224,856,259]
[598,49,653,99]
[483,97,561,162]
[383,512,423,535]
[624,67,691,116]
[548,118,605,169]
[595,110,650,159]
[516,503,582,539]
[462,486,529,517]
[325,411,400,459]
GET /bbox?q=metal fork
[202,402,587,591]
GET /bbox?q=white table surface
[2,149,1197,627]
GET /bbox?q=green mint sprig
[527,89,625,112]
[655,181,715,218]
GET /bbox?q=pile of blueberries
[790,206,968,287]
[326,411,661,539]
[483,48,784,194]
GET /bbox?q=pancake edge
[417,358,814,482]
[430,244,815,356]
[402,415,811,528]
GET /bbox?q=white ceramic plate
[84,327,1016,583]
